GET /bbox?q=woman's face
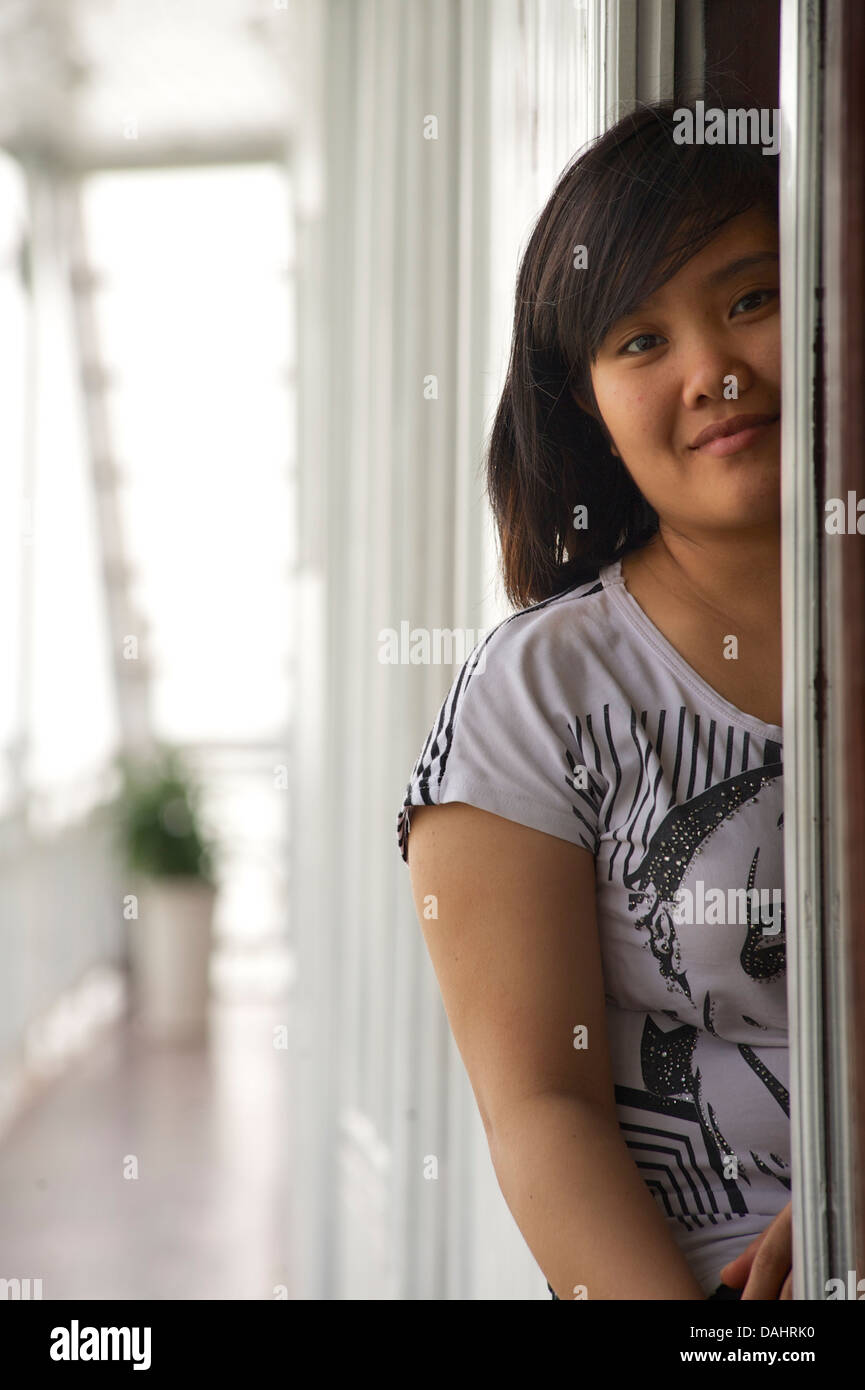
[588,208,781,534]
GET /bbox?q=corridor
[0,991,296,1301]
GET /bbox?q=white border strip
[779,0,828,1302]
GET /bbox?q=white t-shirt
[396,557,788,1297]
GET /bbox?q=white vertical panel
[778,0,831,1303]
[636,0,676,102]
[336,0,378,1295]
[287,0,346,1300]
[611,0,638,113]
[387,0,443,1302]
[445,0,492,1299]
[409,0,466,1299]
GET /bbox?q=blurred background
[7,0,860,1304]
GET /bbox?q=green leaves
[110,745,217,885]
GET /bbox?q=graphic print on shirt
[570,706,789,1228]
[619,744,785,995]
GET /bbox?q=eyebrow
[702,251,780,288]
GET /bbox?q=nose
[679,332,754,410]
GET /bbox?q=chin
[718,505,782,530]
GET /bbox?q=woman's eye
[616,290,778,355]
[732,288,778,314]
[620,332,663,355]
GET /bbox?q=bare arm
[489,1091,706,1299]
[406,800,706,1300]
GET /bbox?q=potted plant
[109,745,219,1043]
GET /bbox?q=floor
[0,983,297,1301]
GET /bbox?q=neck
[637,523,782,629]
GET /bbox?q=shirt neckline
[599,557,784,741]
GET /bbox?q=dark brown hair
[486,99,780,609]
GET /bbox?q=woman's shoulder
[478,567,613,673]
[397,571,611,862]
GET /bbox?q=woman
[396,101,792,1300]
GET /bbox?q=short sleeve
[395,612,604,864]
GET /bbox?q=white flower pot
[129,877,216,1043]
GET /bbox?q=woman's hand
[718,1201,793,1299]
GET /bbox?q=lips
[689,413,780,450]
